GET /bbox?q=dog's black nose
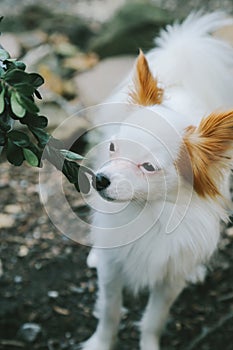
[93,173,111,191]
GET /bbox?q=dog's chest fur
[94,198,220,293]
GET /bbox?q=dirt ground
[0,158,233,350]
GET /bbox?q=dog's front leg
[81,260,122,350]
[140,281,185,350]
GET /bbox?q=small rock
[18,245,29,258]
[20,180,29,188]
[0,213,15,229]
[14,275,23,284]
[88,281,96,293]
[0,178,9,189]
[65,332,72,339]
[48,290,59,299]
[69,284,84,294]
[34,262,42,270]
[33,230,41,239]
[19,323,41,343]
[4,204,21,215]
[65,247,72,255]
[0,33,21,58]
[225,227,233,237]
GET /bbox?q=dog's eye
[141,162,157,172]
[109,142,115,152]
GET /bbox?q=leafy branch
[0,19,94,194]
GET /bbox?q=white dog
[82,12,233,350]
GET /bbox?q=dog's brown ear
[129,50,163,106]
[177,111,233,198]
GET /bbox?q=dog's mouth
[98,190,115,202]
[97,190,136,203]
[92,173,135,202]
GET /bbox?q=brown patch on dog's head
[129,50,164,106]
[177,111,233,198]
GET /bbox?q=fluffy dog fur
[81,12,233,350]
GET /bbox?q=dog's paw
[186,264,207,284]
[80,334,114,350]
[87,249,98,268]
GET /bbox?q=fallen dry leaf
[18,245,29,258]
[53,306,70,316]
[38,65,64,95]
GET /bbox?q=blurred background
[0,1,233,349]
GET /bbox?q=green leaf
[74,182,80,192]
[21,115,48,129]
[8,130,30,147]
[62,160,80,184]
[0,112,13,132]
[28,73,44,88]
[0,87,5,114]
[34,89,42,100]
[0,66,5,77]
[0,48,10,61]
[80,165,95,178]
[0,130,6,146]
[77,171,91,194]
[10,92,26,118]
[5,58,16,62]
[35,116,48,128]
[20,95,39,114]
[14,83,34,96]
[4,61,16,71]
[6,139,24,166]
[15,61,26,71]
[23,148,39,167]
[60,149,84,161]
[44,145,64,170]
[29,126,50,147]
[4,69,28,84]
